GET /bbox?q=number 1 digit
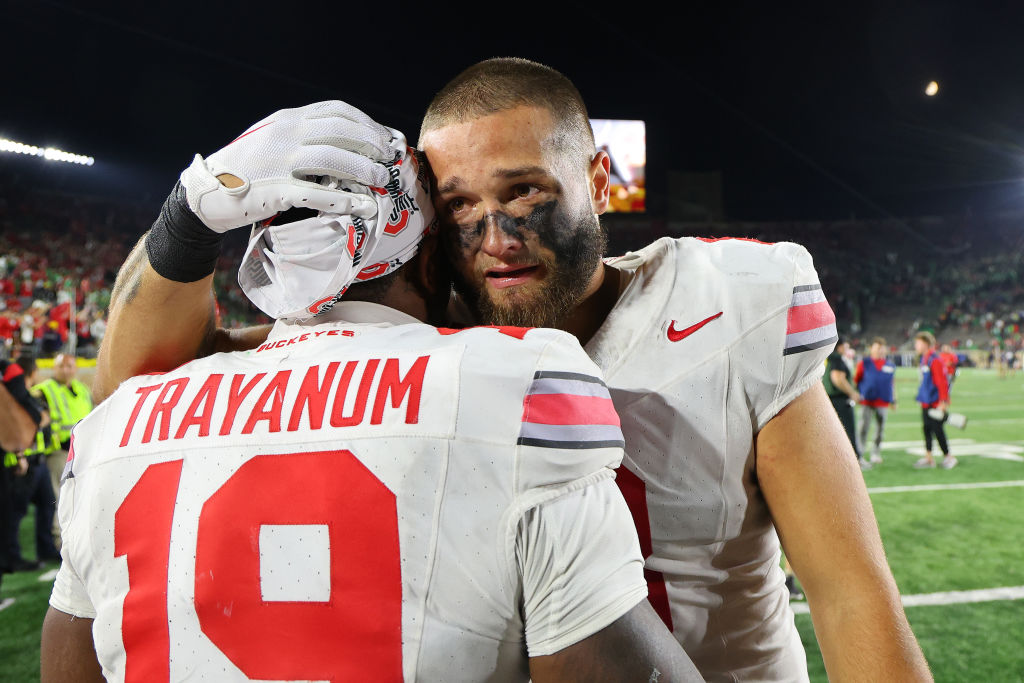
[115,459,182,683]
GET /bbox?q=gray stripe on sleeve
[518,422,625,444]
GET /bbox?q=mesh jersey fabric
[585,236,835,682]
[50,305,646,681]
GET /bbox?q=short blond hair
[915,331,936,347]
[419,57,595,166]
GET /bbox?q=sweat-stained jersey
[49,302,647,683]
[586,236,837,682]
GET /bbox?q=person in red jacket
[939,343,959,391]
[855,337,896,464]
[913,331,955,469]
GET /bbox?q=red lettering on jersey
[219,373,267,436]
[372,356,429,425]
[288,363,341,432]
[120,384,164,447]
[436,325,532,339]
[143,378,190,443]
[115,459,183,683]
[174,374,223,440]
[194,451,402,680]
[330,360,379,427]
[242,370,291,435]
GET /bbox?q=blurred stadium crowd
[1,177,1022,368]
[0,179,271,361]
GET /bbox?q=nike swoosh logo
[667,311,723,342]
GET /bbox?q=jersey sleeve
[48,475,96,618]
[514,328,626,492]
[517,472,648,657]
[758,243,838,428]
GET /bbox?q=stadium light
[0,137,94,166]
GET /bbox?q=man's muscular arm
[94,237,269,403]
[757,382,932,682]
[830,368,861,402]
[94,101,395,402]
[529,601,702,683]
[40,608,104,683]
[0,381,38,451]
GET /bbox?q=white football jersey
[51,302,647,683]
[586,237,837,682]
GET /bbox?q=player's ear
[409,231,453,326]
[588,150,611,215]
[414,232,453,296]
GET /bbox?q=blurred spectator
[913,331,955,470]
[7,355,58,568]
[33,353,93,549]
[0,357,43,606]
[855,337,896,465]
[823,336,869,470]
[939,343,959,390]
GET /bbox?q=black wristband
[145,180,225,283]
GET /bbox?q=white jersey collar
[268,301,421,339]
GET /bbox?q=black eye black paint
[457,200,575,253]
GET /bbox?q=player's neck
[562,262,620,346]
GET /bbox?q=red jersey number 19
[114,450,403,682]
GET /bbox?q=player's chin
[480,286,563,328]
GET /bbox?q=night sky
[4,0,1024,221]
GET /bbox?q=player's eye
[446,198,467,215]
[511,184,537,200]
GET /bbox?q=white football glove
[238,131,437,320]
[180,101,395,233]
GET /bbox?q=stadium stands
[1,170,1021,364]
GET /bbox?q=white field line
[791,585,1024,614]
[884,416,1024,429]
[879,438,976,448]
[38,568,58,582]
[867,480,1024,494]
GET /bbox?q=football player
[94,61,933,681]
[42,104,700,682]
[416,59,930,681]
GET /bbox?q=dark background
[4,0,1024,222]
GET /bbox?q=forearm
[809,581,931,682]
[0,383,38,451]
[758,384,931,681]
[41,608,104,683]
[93,235,218,403]
[831,372,859,399]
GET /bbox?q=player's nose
[479,214,524,258]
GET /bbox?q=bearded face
[420,106,608,329]
[446,200,605,328]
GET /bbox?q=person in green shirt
[823,337,869,470]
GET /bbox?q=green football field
[795,366,1024,682]
[1,367,1022,681]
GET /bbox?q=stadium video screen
[591,119,646,212]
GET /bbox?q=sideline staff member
[823,337,867,469]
